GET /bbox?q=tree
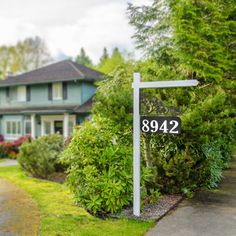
[128,1,174,65]
[128,0,236,192]
[93,62,134,132]
[75,48,93,67]
[0,46,12,79]
[0,36,51,79]
[97,47,125,74]
[98,47,109,66]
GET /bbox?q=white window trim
[52,82,63,100]
[41,115,76,136]
[5,120,22,140]
[17,85,26,102]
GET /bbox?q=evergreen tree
[98,47,109,66]
[97,47,125,74]
[128,0,236,192]
[75,48,93,67]
[128,1,173,65]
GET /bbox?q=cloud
[46,2,135,62]
[0,0,153,63]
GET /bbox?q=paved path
[146,155,236,236]
[0,159,18,167]
[0,179,40,236]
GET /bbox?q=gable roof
[0,60,103,87]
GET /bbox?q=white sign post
[132,73,199,216]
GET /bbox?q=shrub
[61,117,133,215]
[13,135,31,149]
[151,135,234,194]
[0,142,16,159]
[0,134,4,142]
[0,135,31,159]
[0,144,7,158]
[18,134,64,179]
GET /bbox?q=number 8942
[140,116,181,134]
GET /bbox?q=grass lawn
[0,166,154,236]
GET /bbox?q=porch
[0,113,77,140]
[30,113,76,138]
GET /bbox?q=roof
[0,101,92,115]
[74,97,93,113]
[0,106,75,114]
[0,60,103,87]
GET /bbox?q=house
[0,60,103,140]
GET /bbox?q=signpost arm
[133,73,141,216]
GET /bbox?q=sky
[0,0,153,63]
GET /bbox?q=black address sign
[140,116,181,134]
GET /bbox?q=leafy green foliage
[93,62,134,131]
[150,135,233,194]
[0,36,51,79]
[97,48,126,74]
[98,47,109,66]
[18,134,64,179]
[128,0,236,194]
[62,0,235,216]
[61,117,133,214]
[0,144,7,158]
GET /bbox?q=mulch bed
[47,172,67,183]
[111,194,183,221]
[46,173,184,222]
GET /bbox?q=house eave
[0,77,100,88]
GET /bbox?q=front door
[54,121,63,135]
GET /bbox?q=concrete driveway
[0,159,18,167]
[146,156,236,236]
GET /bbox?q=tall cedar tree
[128,0,236,192]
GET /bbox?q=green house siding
[81,82,96,103]
[0,81,86,108]
[0,82,95,140]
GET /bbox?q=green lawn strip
[0,159,5,163]
[0,166,154,236]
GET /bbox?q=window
[17,86,26,102]
[52,82,62,100]
[6,122,11,134]
[25,120,31,135]
[44,121,51,135]
[7,88,17,101]
[5,121,22,138]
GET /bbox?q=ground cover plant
[0,165,154,236]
